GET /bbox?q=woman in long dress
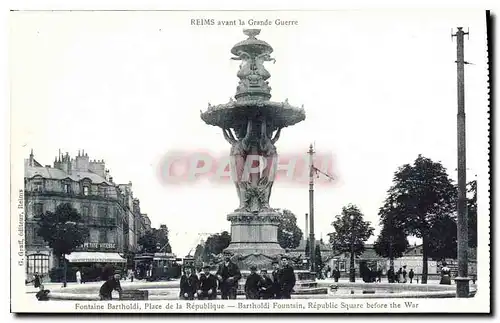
[440,262,452,285]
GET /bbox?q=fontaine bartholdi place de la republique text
[74,300,417,312]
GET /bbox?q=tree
[428,215,457,260]
[381,155,457,284]
[203,231,231,262]
[329,204,374,281]
[467,180,477,248]
[35,203,89,286]
[305,239,310,256]
[138,224,172,253]
[276,209,303,250]
[374,201,410,266]
[314,244,323,272]
[329,204,374,256]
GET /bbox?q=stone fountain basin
[46,280,468,300]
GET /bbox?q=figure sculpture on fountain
[223,120,252,211]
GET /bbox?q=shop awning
[66,252,126,263]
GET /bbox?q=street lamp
[349,215,356,283]
[62,221,77,288]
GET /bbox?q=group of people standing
[179,255,296,300]
[386,266,415,283]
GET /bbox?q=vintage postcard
[9,8,490,314]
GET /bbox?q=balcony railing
[85,217,117,227]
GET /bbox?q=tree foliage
[467,180,477,248]
[314,244,323,272]
[35,203,89,258]
[276,209,303,250]
[203,231,231,261]
[428,215,457,260]
[380,155,457,283]
[374,201,410,259]
[329,204,374,256]
[138,224,172,253]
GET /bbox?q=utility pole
[452,26,470,298]
[307,144,335,273]
[308,144,316,273]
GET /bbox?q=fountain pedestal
[225,211,284,269]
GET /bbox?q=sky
[10,10,489,258]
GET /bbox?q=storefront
[65,251,127,282]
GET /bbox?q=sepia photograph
[9,8,490,314]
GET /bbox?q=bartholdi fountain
[200,29,305,270]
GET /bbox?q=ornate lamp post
[62,220,77,288]
[349,215,356,283]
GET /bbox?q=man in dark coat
[179,267,199,300]
[332,266,341,282]
[33,272,41,288]
[387,266,395,283]
[99,273,122,300]
[258,269,274,300]
[271,261,281,299]
[216,253,241,299]
[408,269,415,284]
[198,265,218,300]
[278,256,296,299]
[244,266,261,299]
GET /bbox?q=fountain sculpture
[200,29,306,269]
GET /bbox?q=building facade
[24,150,148,278]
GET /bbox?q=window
[339,261,346,272]
[33,203,43,217]
[64,183,71,194]
[82,205,90,219]
[32,227,44,244]
[99,229,106,242]
[83,186,89,196]
[89,229,99,242]
[98,186,107,197]
[98,206,107,218]
[27,254,49,276]
[33,181,43,192]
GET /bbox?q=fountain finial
[243,29,261,39]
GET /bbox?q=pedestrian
[76,269,82,284]
[408,269,414,283]
[258,269,274,299]
[35,284,50,301]
[332,266,341,282]
[376,269,382,283]
[198,265,218,300]
[216,252,241,300]
[387,266,395,283]
[396,268,402,283]
[244,266,261,299]
[180,267,199,300]
[33,272,41,289]
[402,265,407,283]
[99,273,122,300]
[278,256,296,299]
[439,262,452,285]
[129,270,134,282]
[271,260,281,299]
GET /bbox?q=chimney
[29,149,34,167]
[305,213,309,240]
